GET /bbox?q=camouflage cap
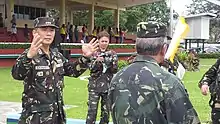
[137,21,171,39]
[34,17,58,29]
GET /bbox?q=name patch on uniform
[35,66,50,70]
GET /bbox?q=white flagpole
[169,0,173,37]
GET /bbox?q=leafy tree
[123,1,170,32]
[72,10,88,26]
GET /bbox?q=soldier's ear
[160,44,168,56]
[32,29,37,35]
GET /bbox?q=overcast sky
[171,0,192,15]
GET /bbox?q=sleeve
[165,80,200,124]
[109,50,118,74]
[108,76,125,124]
[198,58,220,88]
[63,55,90,77]
[11,49,32,80]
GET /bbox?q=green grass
[0,59,218,122]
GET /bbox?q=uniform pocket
[35,69,52,92]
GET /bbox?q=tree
[187,0,220,42]
[72,10,88,26]
[47,9,59,18]
[123,1,170,32]
[94,10,114,27]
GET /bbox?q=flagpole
[169,0,173,37]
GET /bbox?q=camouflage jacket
[109,55,200,124]
[88,49,118,93]
[199,59,220,88]
[11,48,89,123]
[199,59,220,104]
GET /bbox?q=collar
[133,55,159,67]
[98,48,108,52]
[37,48,60,60]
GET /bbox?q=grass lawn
[0,59,218,122]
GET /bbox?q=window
[41,9,46,17]
[18,6,24,19]
[36,8,40,18]
[14,6,18,14]
[30,7,36,19]
[25,7,30,15]
[14,5,46,20]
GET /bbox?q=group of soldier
[10,16,220,124]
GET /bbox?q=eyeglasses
[100,40,109,43]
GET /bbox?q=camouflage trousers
[86,91,110,124]
[211,108,220,124]
[18,111,64,124]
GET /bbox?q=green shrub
[118,60,129,70]
[177,50,188,62]
[0,42,135,49]
[176,49,200,71]
[198,53,220,59]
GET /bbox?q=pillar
[114,8,119,29]
[189,40,191,48]
[7,0,14,31]
[66,9,71,24]
[70,11,73,25]
[202,39,205,52]
[67,10,74,25]
[185,39,188,49]
[60,0,66,26]
[66,10,73,25]
[88,3,94,34]
[197,40,199,48]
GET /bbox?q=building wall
[0,0,47,28]
[201,16,210,40]
[186,17,202,39]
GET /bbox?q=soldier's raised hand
[201,84,209,96]
[27,33,43,58]
[82,38,99,57]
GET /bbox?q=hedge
[0,42,135,49]
[198,53,220,59]
[118,60,129,70]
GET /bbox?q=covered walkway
[3,0,161,33]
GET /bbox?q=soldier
[86,31,118,124]
[199,59,220,124]
[11,17,99,124]
[109,21,200,124]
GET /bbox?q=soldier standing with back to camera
[109,21,200,124]
[11,17,99,124]
[86,31,118,124]
[199,59,220,124]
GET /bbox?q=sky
[171,0,192,15]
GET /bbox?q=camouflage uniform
[11,17,90,124]
[199,58,220,124]
[86,49,118,124]
[109,21,200,124]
